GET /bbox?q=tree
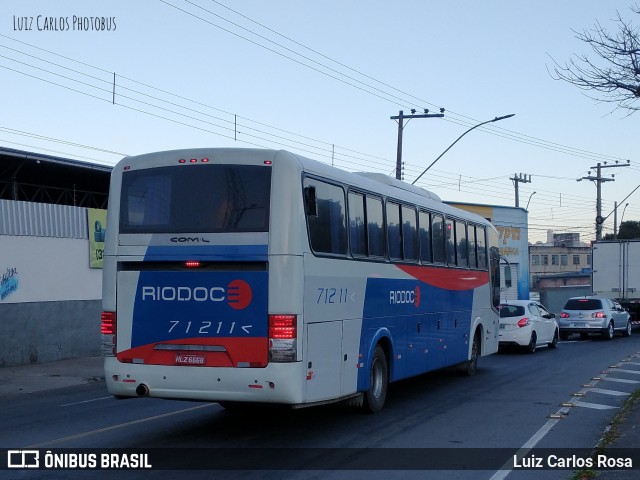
[551,4,640,115]
[603,220,640,240]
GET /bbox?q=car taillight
[592,311,607,318]
[101,311,116,357]
[517,318,531,328]
[268,314,297,362]
[560,312,570,318]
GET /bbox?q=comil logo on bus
[141,279,252,310]
[389,285,421,307]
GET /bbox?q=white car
[499,300,559,353]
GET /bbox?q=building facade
[448,202,529,301]
[529,243,591,290]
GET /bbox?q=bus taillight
[268,314,297,362]
[101,311,116,357]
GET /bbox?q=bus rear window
[120,165,271,233]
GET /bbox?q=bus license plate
[175,353,206,366]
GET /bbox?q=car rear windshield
[563,299,603,310]
[500,305,526,318]
[120,164,271,234]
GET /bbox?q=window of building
[552,255,559,265]
[532,255,540,266]
[542,255,549,265]
[561,254,568,266]
[573,255,580,265]
[587,254,592,265]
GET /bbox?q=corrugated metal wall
[0,199,88,239]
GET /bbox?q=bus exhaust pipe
[136,384,150,397]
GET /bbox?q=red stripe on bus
[397,265,489,291]
[117,337,268,367]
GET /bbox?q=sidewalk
[0,356,104,397]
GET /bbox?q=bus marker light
[185,261,201,268]
[306,371,313,380]
[264,160,272,165]
[248,384,263,389]
[190,158,198,163]
[179,159,186,163]
[201,158,209,163]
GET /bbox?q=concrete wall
[1,227,103,366]
[0,300,101,367]
[540,286,591,315]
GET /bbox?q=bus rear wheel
[362,345,388,414]
[459,330,480,376]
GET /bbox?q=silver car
[558,296,632,340]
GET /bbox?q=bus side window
[402,205,418,262]
[445,218,456,265]
[303,178,347,256]
[432,214,446,263]
[386,201,402,261]
[366,196,385,258]
[419,210,432,263]
[476,226,487,270]
[468,225,478,268]
[455,221,468,267]
[348,192,367,257]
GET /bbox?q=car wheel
[560,331,570,341]
[602,321,614,340]
[362,344,388,413]
[526,332,537,354]
[623,320,632,337]
[548,329,559,349]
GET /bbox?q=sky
[0,1,638,243]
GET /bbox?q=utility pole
[510,173,532,208]
[578,161,630,241]
[390,109,444,180]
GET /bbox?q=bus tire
[460,329,481,376]
[362,344,388,414]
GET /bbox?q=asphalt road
[2,333,640,480]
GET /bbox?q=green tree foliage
[603,220,640,240]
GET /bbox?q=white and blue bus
[101,148,500,412]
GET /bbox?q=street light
[621,203,630,224]
[526,191,536,210]
[411,114,515,185]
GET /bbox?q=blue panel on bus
[143,244,268,261]
[358,276,474,388]
[130,270,268,348]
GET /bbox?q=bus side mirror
[504,264,512,289]
[304,186,317,217]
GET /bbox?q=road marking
[600,377,640,384]
[573,401,618,410]
[489,355,636,480]
[26,403,214,448]
[614,368,640,375]
[584,387,631,396]
[60,396,112,407]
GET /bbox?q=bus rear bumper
[104,356,305,404]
